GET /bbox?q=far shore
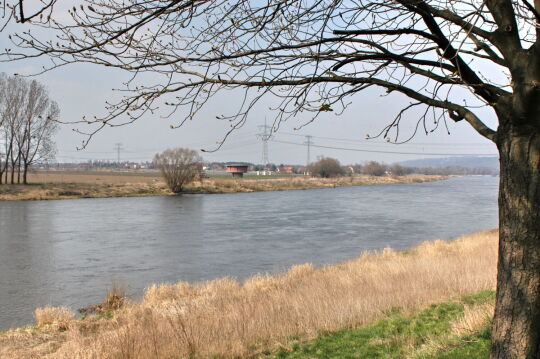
[0,171,449,201]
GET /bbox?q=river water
[0,176,498,330]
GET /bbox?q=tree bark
[23,163,28,185]
[17,157,21,184]
[491,126,540,359]
[10,160,15,184]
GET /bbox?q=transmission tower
[257,118,273,168]
[304,135,313,167]
[114,143,123,163]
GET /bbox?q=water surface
[0,176,498,329]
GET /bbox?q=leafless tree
[0,73,7,183]
[3,1,540,357]
[308,156,345,178]
[17,80,59,183]
[154,147,203,194]
[1,74,26,184]
[362,161,388,176]
[0,74,58,184]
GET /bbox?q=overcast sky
[1,18,499,166]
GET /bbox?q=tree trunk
[491,128,540,359]
[17,158,21,184]
[23,163,28,184]
[10,162,15,184]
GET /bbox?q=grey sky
[1,16,499,166]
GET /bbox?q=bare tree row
[0,74,59,185]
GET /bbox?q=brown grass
[450,302,495,337]
[79,284,128,316]
[0,171,447,200]
[185,174,448,194]
[34,307,74,330]
[27,171,162,184]
[0,170,168,200]
[0,230,498,359]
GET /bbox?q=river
[0,176,498,330]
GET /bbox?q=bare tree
[0,73,7,184]
[17,80,59,183]
[154,148,203,194]
[1,74,26,184]
[0,74,59,184]
[4,1,540,357]
[362,161,388,177]
[308,156,345,178]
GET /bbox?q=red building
[226,164,249,178]
[278,166,294,174]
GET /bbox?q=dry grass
[0,230,498,359]
[404,290,495,358]
[0,171,447,200]
[450,302,495,337]
[186,174,447,194]
[34,307,74,330]
[0,170,168,200]
[0,182,170,200]
[26,171,162,184]
[79,284,128,316]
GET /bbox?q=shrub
[154,148,203,193]
[389,164,411,176]
[362,161,387,176]
[308,157,345,178]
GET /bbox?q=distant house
[278,166,294,174]
[226,164,249,178]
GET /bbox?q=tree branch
[333,28,437,41]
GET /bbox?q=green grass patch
[264,292,494,359]
[461,290,495,306]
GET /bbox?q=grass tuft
[34,306,74,330]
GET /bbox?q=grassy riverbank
[268,291,494,359]
[0,171,447,200]
[0,230,497,359]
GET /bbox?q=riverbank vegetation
[0,171,447,200]
[270,291,495,359]
[0,230,497,358]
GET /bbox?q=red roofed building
[226,164,249,178]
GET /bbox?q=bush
[389,164,411,176]
[308,157,345,178]
[154,148,203,193]
[362,161,387,176]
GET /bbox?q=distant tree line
[308,157,498,178]
[0,74,59,184]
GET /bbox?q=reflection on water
[0,176,498,329]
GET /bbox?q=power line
[278,131,494,147]
[270,139,498,157]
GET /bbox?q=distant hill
[398,156,499,169]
